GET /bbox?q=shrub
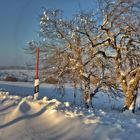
[4,76,18,82]
[44,76,58,84]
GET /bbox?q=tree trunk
[122,68,140,112]
[123,82,139,112]
[83,78,91,108]
[124,89,136,112]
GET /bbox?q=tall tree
[98,0,140,112]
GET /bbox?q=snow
[0,80,140,139]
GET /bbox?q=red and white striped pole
[34,48,39,100]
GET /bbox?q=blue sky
[0,0,96,66]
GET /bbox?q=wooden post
[34,48,39,100]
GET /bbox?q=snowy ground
[0,81,140,140]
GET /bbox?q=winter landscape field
[0,69,140,140]
[1,0,140,140]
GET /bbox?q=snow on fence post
[34,48,39,100]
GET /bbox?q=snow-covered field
[0,81,140,140]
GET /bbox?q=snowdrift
[0,90,140,140]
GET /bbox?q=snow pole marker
[34,48,39,100]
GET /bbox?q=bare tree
[38,8,123,108]
[98,0,140,112]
